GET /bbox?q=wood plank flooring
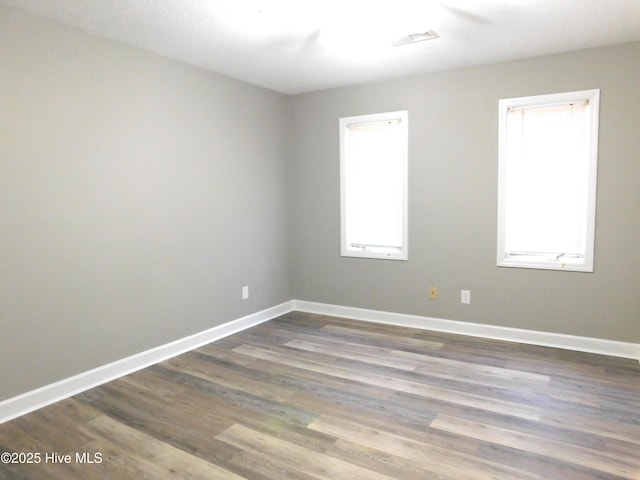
[1,311,639,479]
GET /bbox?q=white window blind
[497,90,599,272]
[340,111,408,260]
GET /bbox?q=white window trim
[497,89,600,272]
[340,110,409,261]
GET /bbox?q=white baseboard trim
[3,299,638,424]
[0,301,294,424]
[292,300,640,361]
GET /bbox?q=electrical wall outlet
[461,290,471,304]
[429,287,438,300]
[242,285,249,300]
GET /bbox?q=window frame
[497,89,600,272]
[340,110,409,261]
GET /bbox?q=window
[497,89,600,272]
[340,111,408,260]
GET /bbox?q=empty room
[1,1,639,479]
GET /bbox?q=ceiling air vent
[393,30,439,47]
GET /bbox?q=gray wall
[289,42,640,343]
[0,8,291,400]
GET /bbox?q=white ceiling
[2,0,640,95]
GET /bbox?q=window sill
[497,258,593,272]
[342,250,408,261]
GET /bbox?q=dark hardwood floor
[1,311,639,479]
